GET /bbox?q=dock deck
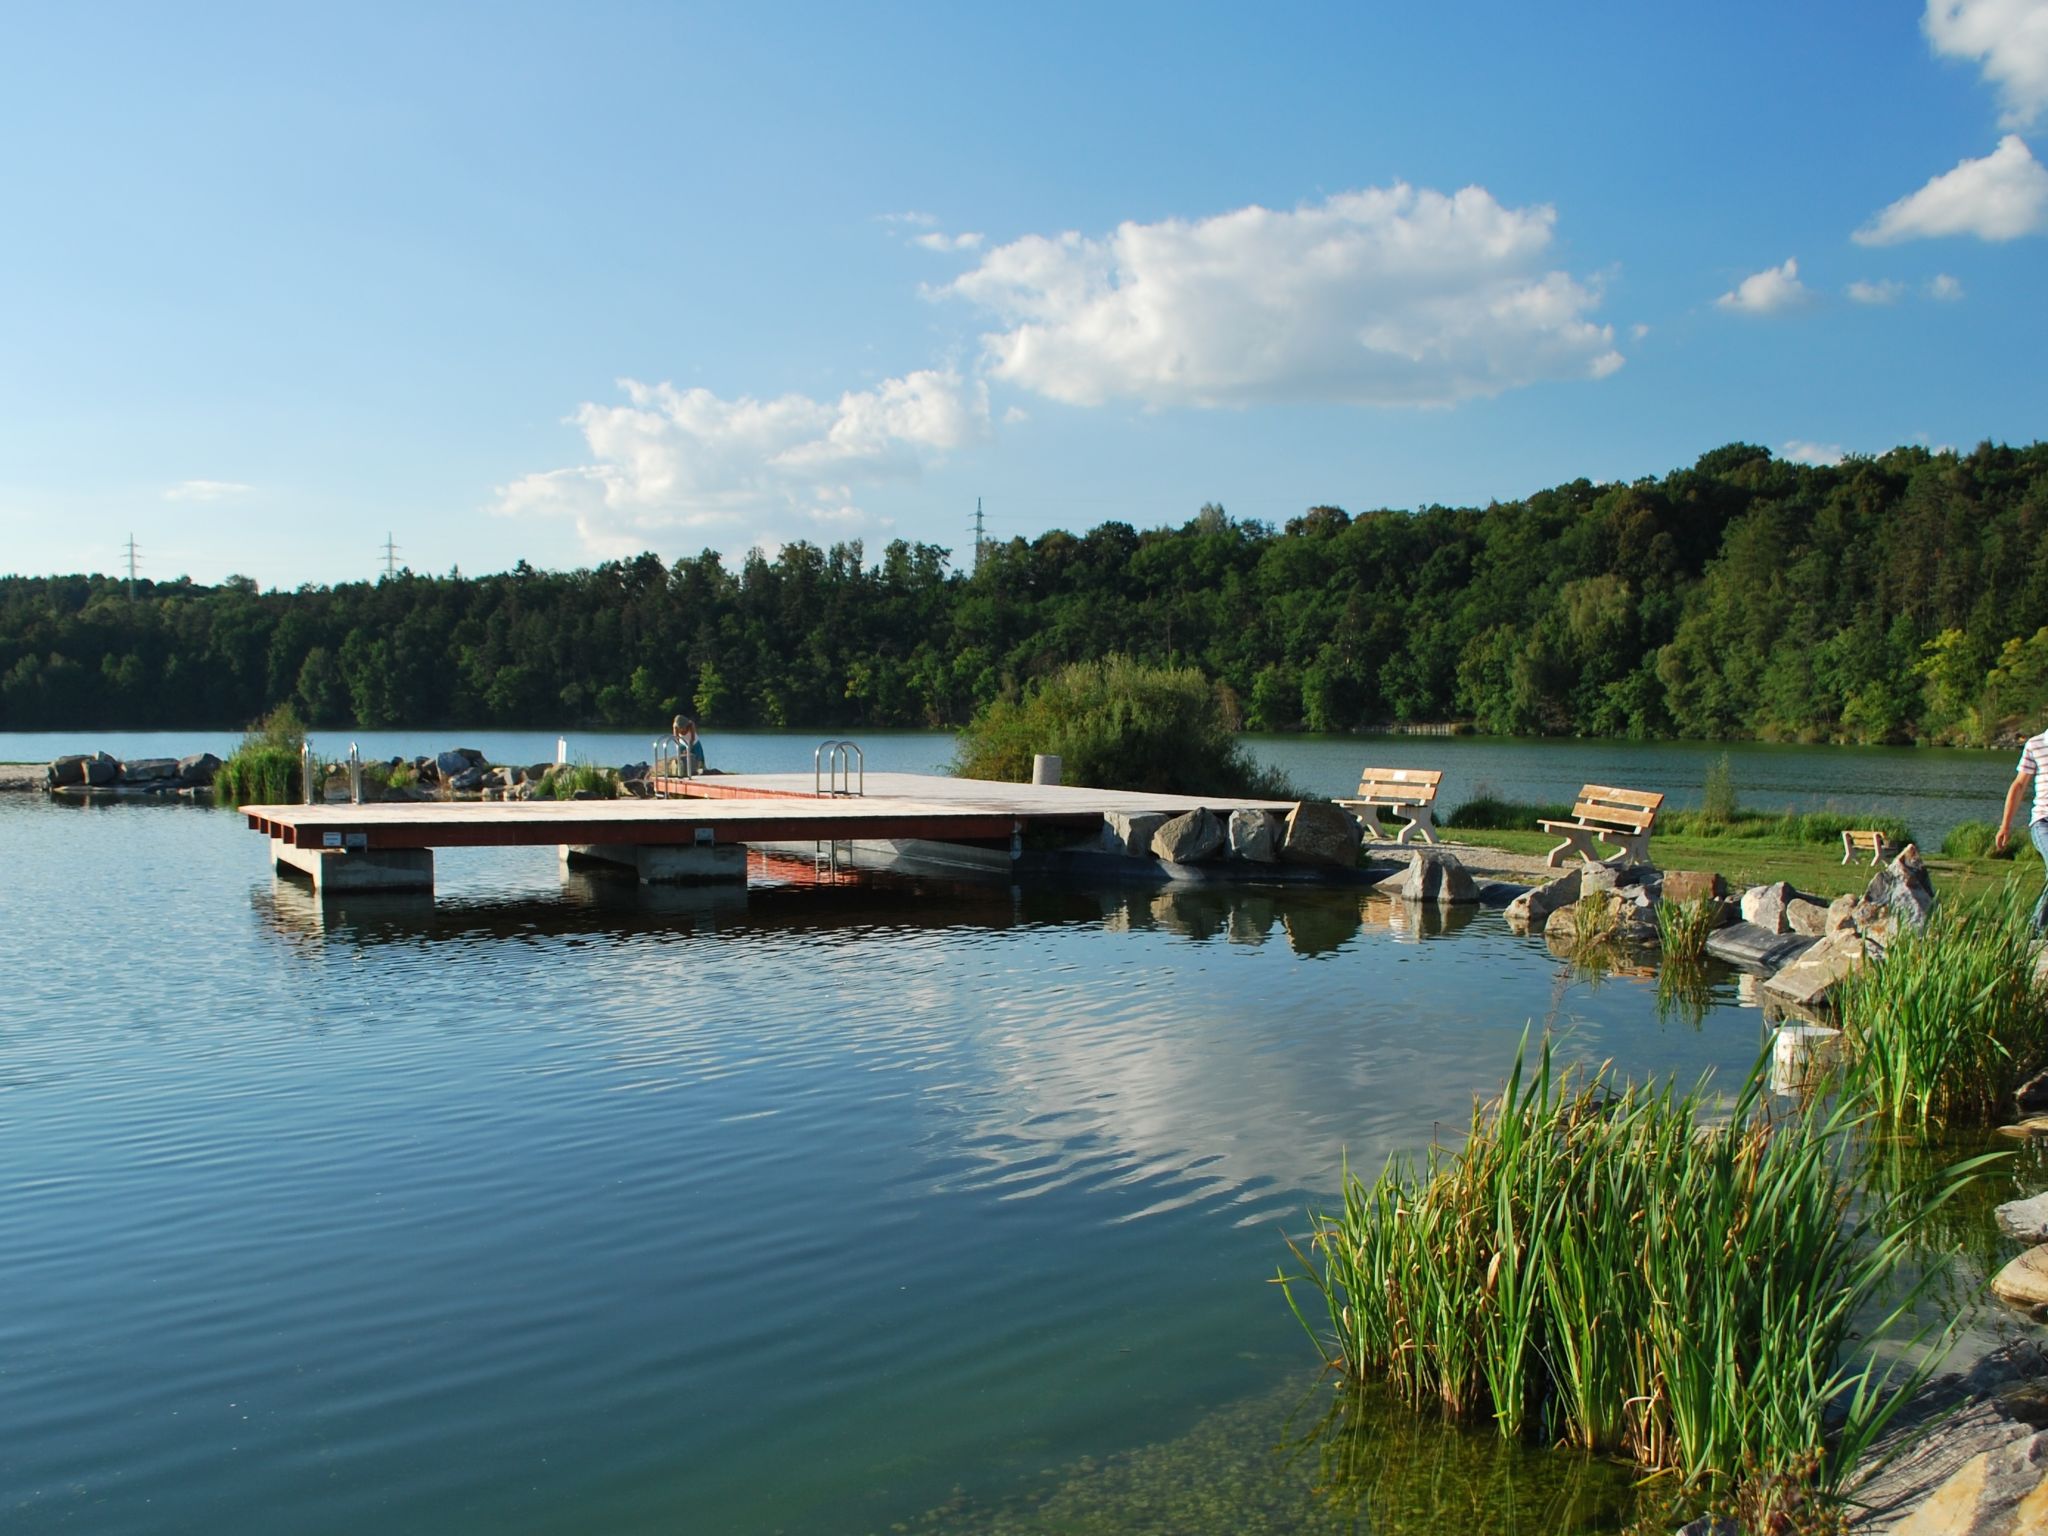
[244,773,1294,896]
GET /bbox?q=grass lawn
[1448,825,2037,900]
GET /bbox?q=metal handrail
[301,741,316,805]
[347,742,363,805]
[813,739,863,797]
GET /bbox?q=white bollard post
[556,736,568,767]
[1031,753,1062,786]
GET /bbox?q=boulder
[1761,929,1876,1011]
[1280,801,1361,869]
[1825,893,1861,933]
[1102,812,1170,859]
[1888,1429,2048,1536]
[1999,1119,2048,1140]
[617,761,649,784]
[1153,807,1225,864]
[1784,897,1832,937]
[177,752,222,786]
[1661,869,1727,905]
[1992,1247,2048,1310]
[45,754,87,788]
[118,757,180,783]
[1382,849,1480,905]
[1504,867,1583,933]
[434,749,472,781]
[1545,886,1659,946]
[448,766,487,792]
[1996,1193,2048,1244]
[1226,808,1281,863]
[1865,844,1937,933]
[1740,880,1796,933]
[82,751,117,785]
[1705,922,1817,974]
[2017,1068,2048,1116]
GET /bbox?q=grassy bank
[1281,1039,1977,1527]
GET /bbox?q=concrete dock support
[559,843,747,884]
[274,842,435,894]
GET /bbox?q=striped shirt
[2022,731,2048,824]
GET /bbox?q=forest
[3,440,2046,746]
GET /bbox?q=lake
[0,758,2029,1533]
[0,728,2019,848]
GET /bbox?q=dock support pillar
[274,841,435,894]
[559,843,746,885]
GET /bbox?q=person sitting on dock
[670,715,707,775]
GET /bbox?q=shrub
[214,703,309,806]
[1701,751,1737,824]
[951,655,1296,797]
[1940,819,1996,859]
[1280,1038,1973,1522]
[1836,881,2048,1130]
[1443,795,1574,830]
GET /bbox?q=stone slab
[1996,1192,2048,1244]
[1704,922,1817,974]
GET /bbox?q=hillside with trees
[4,440,2045,745]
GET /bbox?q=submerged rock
[1997,1192,2048,1244]
[1992,1248,2048,1310]
[1704,922,1816,974]
[1101,811,1169,859]
[1381,849,1480,905]
[1503,866,1581,933]
[1760,929,1876,1011]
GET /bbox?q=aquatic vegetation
[1835,881,2048,1131]
[1280,1038,1972,1523]
[1654,894,1721,963]
[536,761,620,799]
[213,703,308,805]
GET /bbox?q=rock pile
[1099,801,1357,871]
[45,752,221,795]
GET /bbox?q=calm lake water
[0,762,2030,1532]
[0,728,2018,847]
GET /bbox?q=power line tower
[380,532,401,579]
[970,497,985,574]
[122,533,141,598]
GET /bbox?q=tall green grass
[1279,1038,1971,1522]
[536,762,619,800]
[1836,881,2048,1131]
[214,703,308,805]
[1655,895,1722,962]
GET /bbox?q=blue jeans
[2034,820,2048,934]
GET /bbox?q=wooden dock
[244,772,1292,896]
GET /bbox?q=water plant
[1655,894,1721,963]
[214,702,308,805]
[1835,881,2048,1131]
[1278,1037,1973,1524]
[536,761,619,800]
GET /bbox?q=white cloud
[1782,439,1847,466]
[878,210,939,228]
[1715,258,1811,314]
[1630,322,1652,339]
[1930,271,1969,299]
[936,184,1622,409]
[163,479,252,502]
[496,371,988,556]
[1926,0,2048,128]
[1846,278,1906,304]
[912,230,984,252]
[1855,134,2048,242]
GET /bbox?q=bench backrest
[1354,767,1443,805]
[1843,829,1888,849]
[1568,784,1664,832]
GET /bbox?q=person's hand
[1995,825,2011,852]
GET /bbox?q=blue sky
[2,1,2044,588]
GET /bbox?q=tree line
[4,440,2045,745]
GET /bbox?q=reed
[537,761,619,800]
[1655,895,1722,963]
[214,703,308,805]
[1835,881,2048,1131]
[1280,1038,1971,1523]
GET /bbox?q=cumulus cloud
[1782,439,1847,466]
[1847,278,1906,304]
[1856,134,2048,242]
[1716,258,1811,314]
[1930,271,1969,298]
[164,479,252,502]
[935,184,1622,409]
[1926,0,2048,127]
[877,210,939,228]
[913,230,984,252]
[496,371,988,556]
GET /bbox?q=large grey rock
[1761,929,1876,1010]
[1884,1429,2048,1535]
[1865,844,1937,933]
[1102,812,1170,858]
[1785,897,1832,937]
[1996,1193,2048,1244]
[2016,1068,2048,1116]
[1741,880,1796,933]
[1545,886,1658,946]
[1383,850,1480,905]
[45,754,87,788]
[448,766,487,792]
[1993,1247,2048,1309]
[82,751,117,785]
[1226,808,1280,863]
[177,752,222,786]
[1280,801,1360,869]
[1826,893,1861,933]
[1704,922,1817,974]
[434,749,473,781]
[1153,807,1225,864]
[1504,867,1583,933]
[118,756,180,783]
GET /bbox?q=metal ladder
[813,739,863,797]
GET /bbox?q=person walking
[1994,721,2048,933]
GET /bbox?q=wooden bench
[1840,829,1897,865]
[1335,767,1443,845]
[1539,785,1664,869]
